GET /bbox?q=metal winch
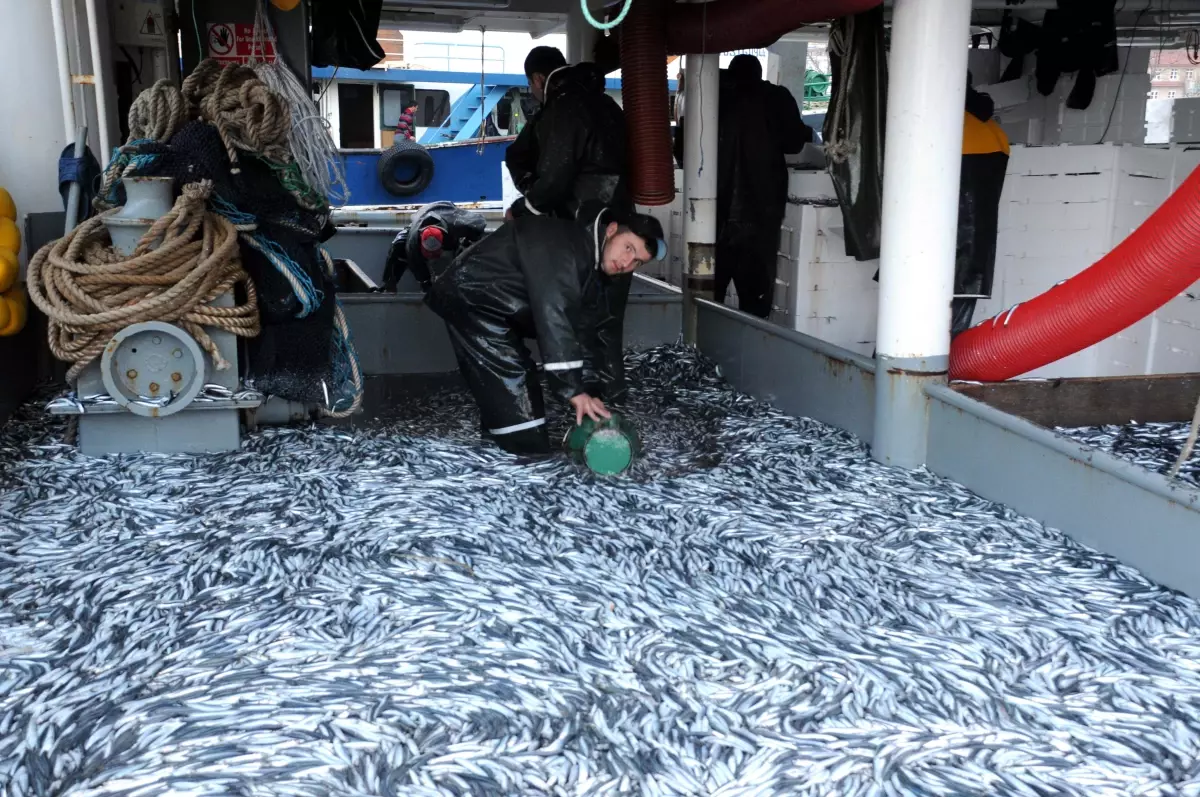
[44,176,262,455]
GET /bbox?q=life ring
[377,140,435,198]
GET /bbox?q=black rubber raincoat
[504,63,631,221]
[953,83,1010,337]
[425,205,626,455]
[674,70,811,318]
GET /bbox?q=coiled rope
[27,181,260,383]
[182,59,293,172]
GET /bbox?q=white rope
[1169,393,1200,479]
[250,0,350,207]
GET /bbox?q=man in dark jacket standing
[675,54,812,318]
[504,47,631,220]
[953,75,1010,338]
[423,203,667,455]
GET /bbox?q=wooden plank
[952,374,1200,429]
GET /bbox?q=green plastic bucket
[563,412,642,475]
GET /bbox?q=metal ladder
[421,84,511,144]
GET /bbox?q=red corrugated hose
[618,0,884,206]
[950,164,1200,382]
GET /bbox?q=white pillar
[49,0,77,143]
[682,52,719,343]
[566,1,598,64]
[872,0,971,468]
[83,0,114,166]
[766,40,808,94]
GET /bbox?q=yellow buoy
[0,248,17,293]
[0,187,14,222]
[0,292,10,332]
[0,217,20,255]
[0,286,26,337]
[270,0,301,9]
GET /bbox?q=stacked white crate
[1172,98,1200,144]
[975,143,1182,379]
[776,169,879,357]
[636,168,685,286]
[988,47,1150,148]
[1150,147,1200,374]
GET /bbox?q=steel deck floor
[3,346,1200,796]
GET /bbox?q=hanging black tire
[378,140,435,198]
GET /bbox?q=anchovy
[1057,421,1200,485]
[2,345,1200,795]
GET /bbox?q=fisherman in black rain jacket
[504,46,638,398]
[504,47,631,221]
[674,54,812,318]
[424,201,667,455]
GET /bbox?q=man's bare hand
[504,206,515,221]
[569,393,611,425]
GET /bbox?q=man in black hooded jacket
[504,47,631,220]
[424,202,667,455]
[674,55,811,318]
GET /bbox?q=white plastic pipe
[683,53,719,246]
[83,0,112,167]
[49,0,76,143]
[875,0,971,360]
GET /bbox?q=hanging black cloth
[822,4,887,262]
[999,1,1119,111]
[310,0,386,71]
[58,142,102,223]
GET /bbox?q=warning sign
[139,10,159,36]
[114,0,167,48]
[206,22,276,65]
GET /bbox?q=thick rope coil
[27,181,261,383]
[128,78,188,143]
[183,59,293,173]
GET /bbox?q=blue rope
[209,194,257,227]
[210,194,323,318]
[244,232,324,318]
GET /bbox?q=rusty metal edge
[926,383,1200,598]
[696,299,877,373]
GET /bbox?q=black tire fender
[377,140,435,197]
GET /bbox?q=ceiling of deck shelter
[378,0,1200,45]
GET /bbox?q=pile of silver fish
[1055,421,1199,485]
[4,344,1200,797]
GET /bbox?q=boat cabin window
[380,86,451,129]
[338,83,376,149]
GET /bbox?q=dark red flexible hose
[620,0,674,205]
[665,0,882,54]
[950,164,1200,381]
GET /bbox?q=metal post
[682,52,718,344]
[64,126,88,235]
[872,0,971,469]
[49,0,77,144]
[83,0,112,167]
